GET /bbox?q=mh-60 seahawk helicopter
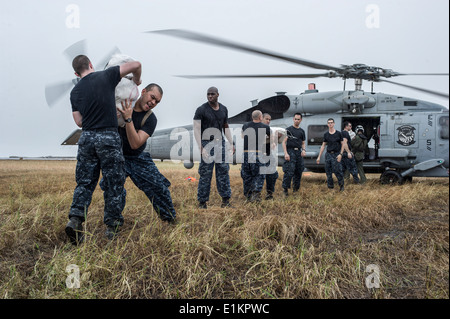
[144,30,449,185]
[61,30,449,185]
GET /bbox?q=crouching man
[112,84,177,234]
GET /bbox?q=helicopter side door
[342,116,381,164]
[302,116,341,171]
[416,113,437,167]
[388,112,449,178]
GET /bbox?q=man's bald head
[207,87,219,94]
[207,87,219,106]
[252,110,263,121]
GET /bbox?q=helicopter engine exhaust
[258,95,290,114]
[229,95,290,123]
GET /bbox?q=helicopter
[60,29,449,185]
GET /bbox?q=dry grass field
[0,160,448,299]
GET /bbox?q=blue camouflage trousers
[325,152,344,188]
[69,130,126,227]
[341,153,360,183]
[241,152,266,197]
[123,152,176,221]
[198,139,232,203]
[282,149,304,190]
[264,152,279,194]
[265,170,279,194]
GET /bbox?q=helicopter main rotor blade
[149,29,342,72]
[381,79,449,99]
[44,40,85,108]
[176,73,334,79]
[45,80,75,107]
[395,72,449,76]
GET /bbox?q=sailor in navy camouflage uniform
[115,84,176,223]
[193,87,235,209]
[241,111,272,202]
[282,113,306,196]
[262,113,279,200]
[341,121,360,184]
[316,118,345,191]
[66,55,142,244]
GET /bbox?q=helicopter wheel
[380,170,405,185]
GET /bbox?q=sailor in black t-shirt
[316,118,345,191]
[341,121,360,184]
[193,87,235,209]
[116,84,176,224]
[66,54,142,244]
[241,110,271,202]
[281,113,306,196]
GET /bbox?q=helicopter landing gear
[404,176,413,183]
[380,170,405,185]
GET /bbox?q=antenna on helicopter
[355,79,363,91]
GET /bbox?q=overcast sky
[0,0,448,157]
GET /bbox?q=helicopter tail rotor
[63,39,87,60]
[99,46,122,70]
[44,40,86,108]
[45,80,77,108]
[44,41,121,108]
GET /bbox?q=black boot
[250,192,262,203]
[265,191,274,200]
[221,197,232,208]
[65,217,84,245]
[105,224,120,240]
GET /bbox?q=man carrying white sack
[103,55,176,226]
[115,84,177,226]
[66,54,142,245]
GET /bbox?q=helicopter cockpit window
[308,125,328,145]
[439,116,449,140]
